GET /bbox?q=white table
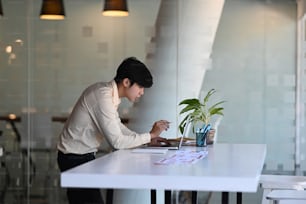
[61,143,266,204]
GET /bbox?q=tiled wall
[0,0,161,115]
[205,0,300,173]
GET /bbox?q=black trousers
[57,151,104,204]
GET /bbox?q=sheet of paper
[132,148,168,154]
[154,150,208,165]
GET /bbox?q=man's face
[125,82,145,102]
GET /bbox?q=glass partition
[0,0,304,204]
[0,0,171,203]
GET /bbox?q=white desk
[61,143,266,203]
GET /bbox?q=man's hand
[149,120,170,139]
[149,137,171,147]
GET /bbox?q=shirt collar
[111,80,121,109]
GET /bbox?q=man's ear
[122,78,130,87]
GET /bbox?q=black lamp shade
[40,0,65,20]
[103,0,128,17]
[0,0,3,16]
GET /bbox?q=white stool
[266,189,306,204]
[260,175,306,204]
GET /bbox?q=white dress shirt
[57,80,151,154]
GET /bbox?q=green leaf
[203,89,215,104]
[179,105,196,114]
[208,101,226,113]
[209,107,224,115]
[179,98,200,106]
[178,115,189,134]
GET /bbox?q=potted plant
[178,88,225,144]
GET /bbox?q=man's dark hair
[114,57,153,88]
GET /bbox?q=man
[57,57,170,204]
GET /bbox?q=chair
[260,174,306,204]
[266,190,306,204]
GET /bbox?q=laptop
[143,135,185,150]
[135,117,191,151]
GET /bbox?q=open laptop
[144,135,185,150]
[135,118,191,151]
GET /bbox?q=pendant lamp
[0,0,3,17]
[40,0,65,20]
[102,0,128,17]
